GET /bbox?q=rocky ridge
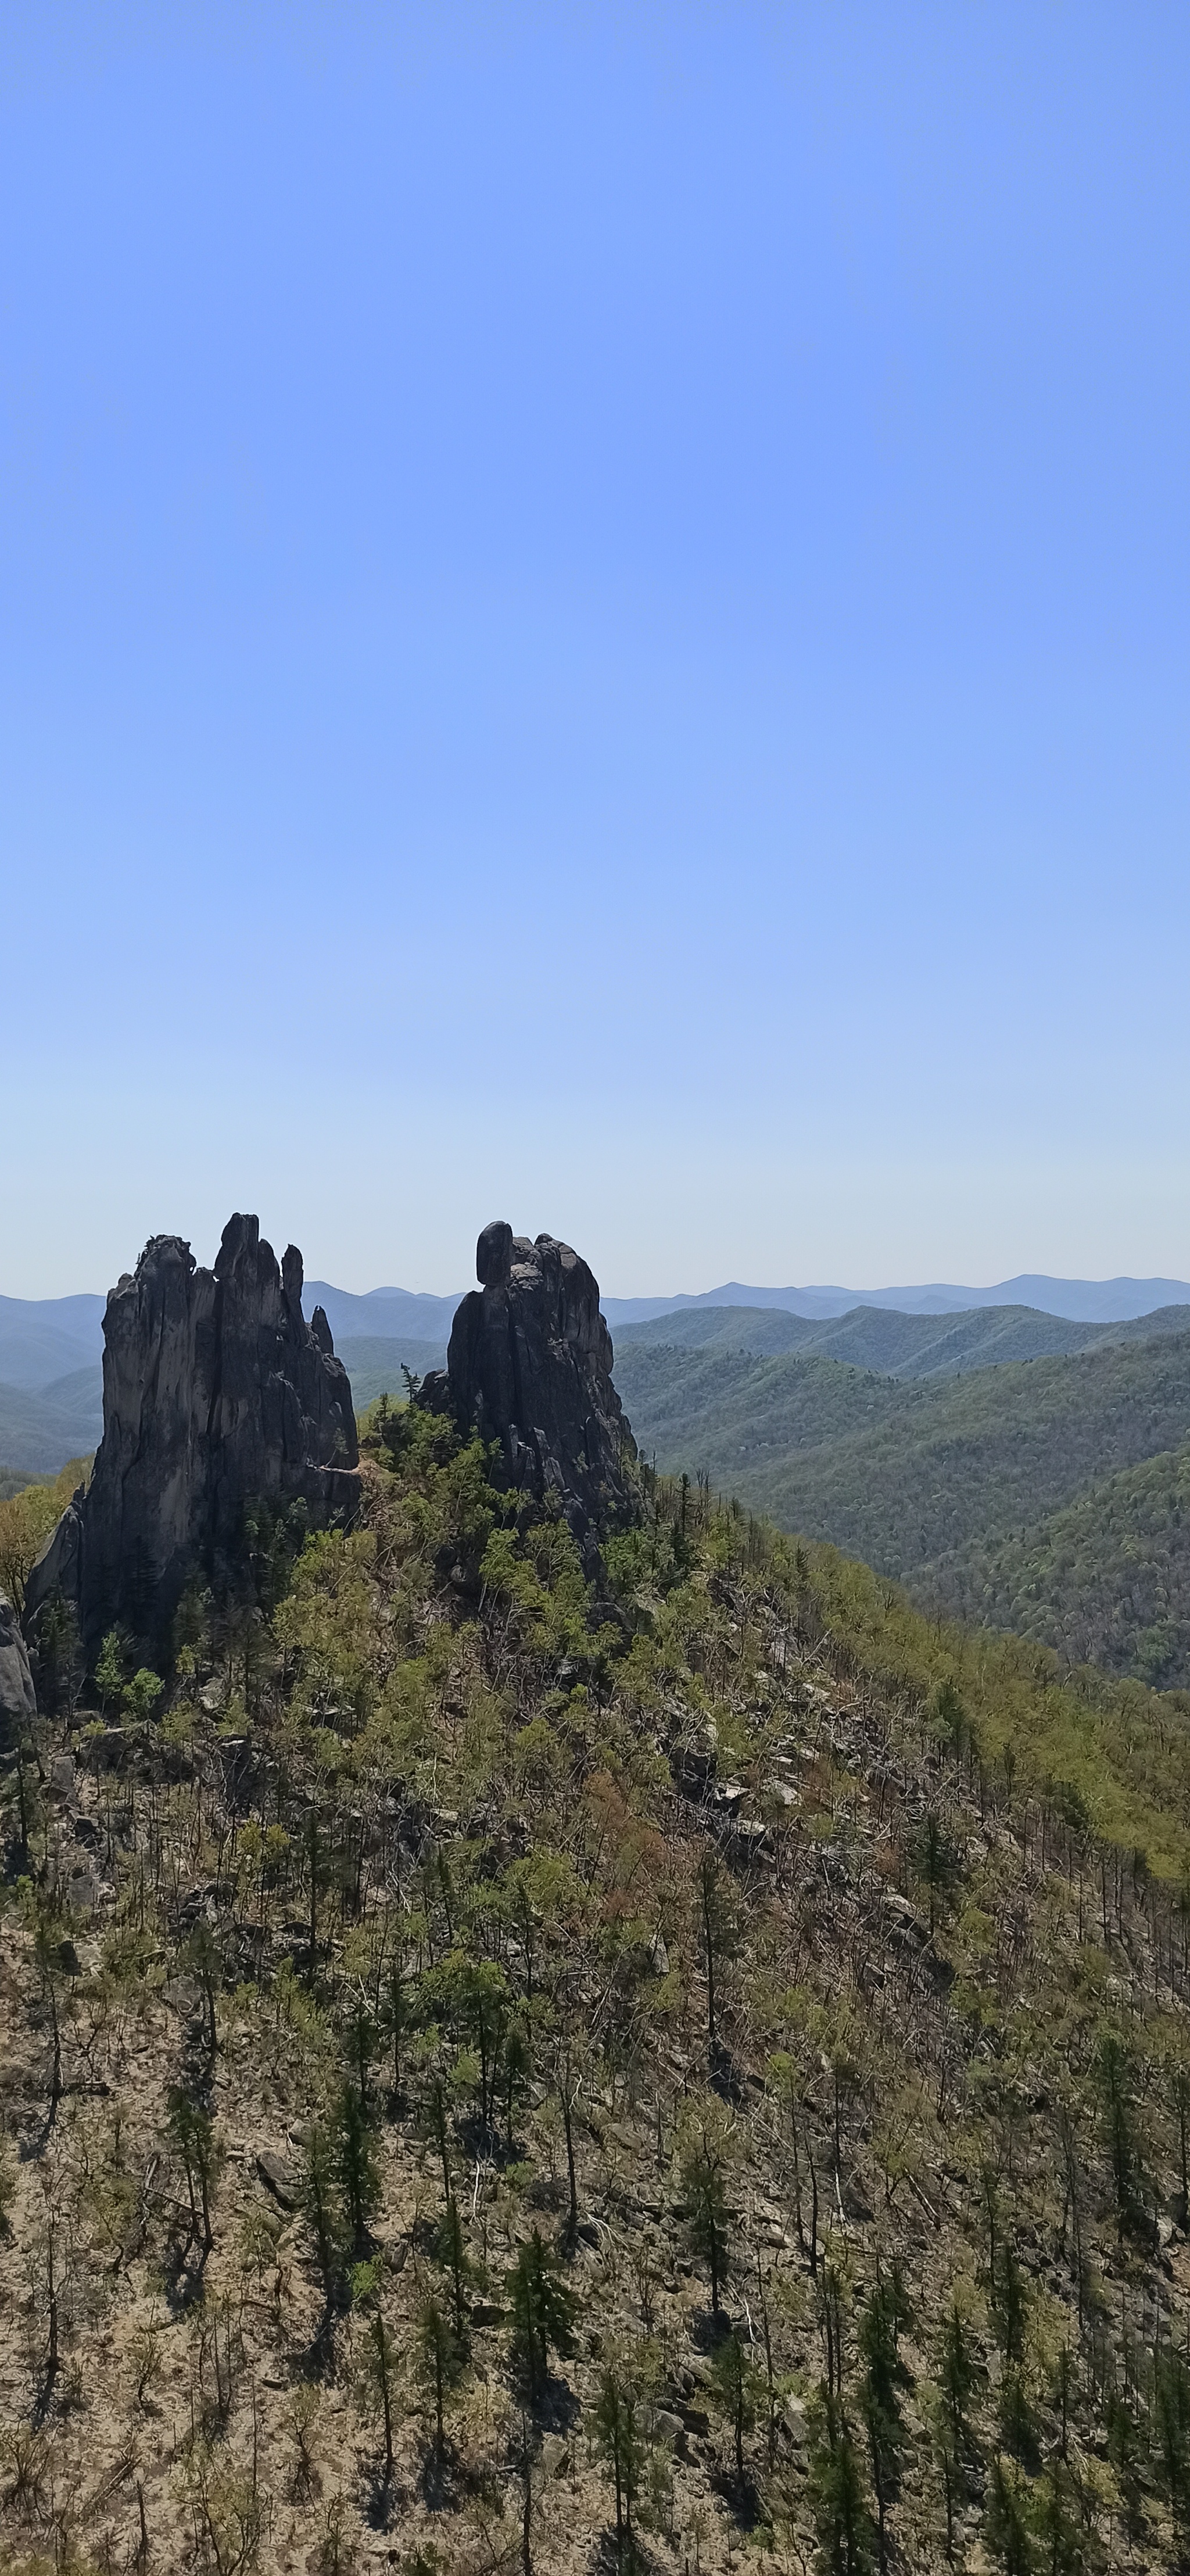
[421,1219,637,1542]
[23,1213,360,1664]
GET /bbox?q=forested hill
[9,1416,1190,2571]
[614,1298,1190,1378]
[336,1335,447,1406]
[614,1327,1190,1687]
[939,1437,1190,1689]
[8,1294,1190,1484]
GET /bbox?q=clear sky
[4,2,1190,1299]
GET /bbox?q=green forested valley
[614,1302,1190,1381]
[336,1339,447,1410]
[614,1322,1190,1689]
[940,1439,1190,1690]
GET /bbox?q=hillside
[614,1331,1190,1685]
[615,1300,1190,1380]
[303,1284,462,1347]
[931,1438,1190,1690]
[0,1292,105,1389]
[336,1336,447,1408]
[0,1366,103,1478]
[603,1274,1190,1327]
[7,1282,1190,1480]
[0,1459,89,1607]
[9,1419,1190,2572]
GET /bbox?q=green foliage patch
[616,1326,1190,1689]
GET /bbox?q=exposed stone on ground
[420,1220,638,1538]
[24,1214,360,1663]
[780,2394,809,2449]
[0,1591,37,1744]
[255,2149,299,2210]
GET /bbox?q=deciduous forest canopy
[613,1321,1190,1692]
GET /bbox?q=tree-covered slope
[618,1343,905,1471]
[336,1334,446,1407]
[615,1330,1190,1571]
[0,1364,103,1478]
[928,1438,1190,1689]
[613,1331,1190,1681]
[8,1429,1190,2571]
[615,1298,1190,1379]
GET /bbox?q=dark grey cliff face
[422,1220,638,1535]
[24,1214,360,1663]
[0,1593,37,1748]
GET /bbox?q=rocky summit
[11,1222,1190,2575]
[23,1213,360,1664]
[421,1219,638,1535]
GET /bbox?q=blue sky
[4,2,1190,1298]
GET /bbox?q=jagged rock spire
[24,1214,360,1663]
[421,1221,638,1540]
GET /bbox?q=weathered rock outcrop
[0,1593,37,1747]
[24,1214,360,1663]
[421,1221,638,1535]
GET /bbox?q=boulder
[780,2394,809,2450]
[256,2149,299,2211]
[24,1215,360,1665]
[421,1221,638,1537]
[0,1592,37,1749]
[654,2409,686,2446]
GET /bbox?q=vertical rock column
[24,1214,360,1664]
[421,1220,639,1539]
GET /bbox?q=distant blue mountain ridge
[598,1276,1190,1327]
[306,1273,1190,1337]
[5,1269,1190,1483]
[3,1271,1190,1394]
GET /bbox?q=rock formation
[24,1214,360,1664]
[0,1593,37,1747]
[421,1221,638,1536]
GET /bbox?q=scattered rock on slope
[421,1220,638,1537]
[24,1214,360,1664]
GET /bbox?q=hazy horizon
[6,1256,1190,1321]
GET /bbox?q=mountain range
[601,1272,1190,1325]
[10,1270,1190,1689]
[610,1311,1190,1689]
[612,1297,1190,1377]
[6,1264,1190,1391]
